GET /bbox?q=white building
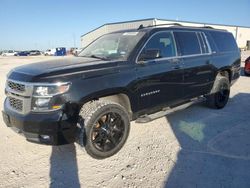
[81,18,250,50]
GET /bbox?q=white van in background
[44,49,56,56]
[1,50,17,56]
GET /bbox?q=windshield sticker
[123,32,139,36]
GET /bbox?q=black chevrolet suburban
[2,25,241,159]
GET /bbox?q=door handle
[172,65,182,69]
[206,60,212,65]
[171,58,180,63]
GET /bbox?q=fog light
[35,98,50,107]
[40,135,50,140]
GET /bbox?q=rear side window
[197,32,210,54]
[174,32,201,56]
[209,31,238,52]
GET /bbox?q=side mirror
[138,49,160,62]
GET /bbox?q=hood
[8,56,120,82]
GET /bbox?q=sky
[0,0,249,51]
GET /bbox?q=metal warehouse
[81,18,250,50]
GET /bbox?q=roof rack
[202,26,214,29]
[137,23,219,31]
[138,23,183,30]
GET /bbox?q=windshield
[78,31,145,60]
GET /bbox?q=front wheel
[78,101,130,159]
[206,75,230,109]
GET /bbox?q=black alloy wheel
[91,112,125,152]
[217,83,230,104]
[79,100,130,159]
[206,75,230,109]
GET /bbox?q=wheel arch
[98,93,133,118]
[78,91,134,119]
[218,68,232,83]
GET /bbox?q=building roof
[81,18,250,37]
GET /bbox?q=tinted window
[197,32,210,54]
[142,32,176,58]
[209,31,238,52]
[204,32,218,52]
[174,32,201,56]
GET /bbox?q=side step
[135,96,206,123]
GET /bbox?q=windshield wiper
[83,55,109,61]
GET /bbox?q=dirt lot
[0,53,250,188]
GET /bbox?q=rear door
[174,31,215,99]
[135,31,184,112]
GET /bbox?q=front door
[134,31,184,113]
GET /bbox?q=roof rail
[137,23,223,32]
[138,23,183,30]
[202,26,214,29]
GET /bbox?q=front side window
[79,31,145,61]
[139,32,176,60]
[174,31,201,56]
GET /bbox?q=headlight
[33,83,70,96]
[32,82,70,112]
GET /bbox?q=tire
[78,100,130,159]
[206,75,230,109]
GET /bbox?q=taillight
[245,57,250,64]
[245,61,250,70]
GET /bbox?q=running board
[135,96,206,123]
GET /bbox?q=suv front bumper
[2,99,77,145]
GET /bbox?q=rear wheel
[78,100,130,159]
[206,75,230,109]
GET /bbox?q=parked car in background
[1,50,17,56]
[44,48,66,56]
[29,50,41,56]
[44,49,56,56]
[15,51,30,56]
[68,47,78,55]
[244,56,250,76]
[73,48,83,56]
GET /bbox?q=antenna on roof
[203,26,214,29]
[171,23,182,26]
[138,24,144,30]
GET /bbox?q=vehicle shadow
[164,93,250,188]
[50,144,80,188]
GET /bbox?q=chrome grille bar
[7,80,25,93]
[5,79,33,114]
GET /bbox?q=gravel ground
[0,52,250,188]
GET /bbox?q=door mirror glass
[139,49,160,61]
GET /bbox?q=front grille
[7,81,25,93]
[9,97,23,112]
